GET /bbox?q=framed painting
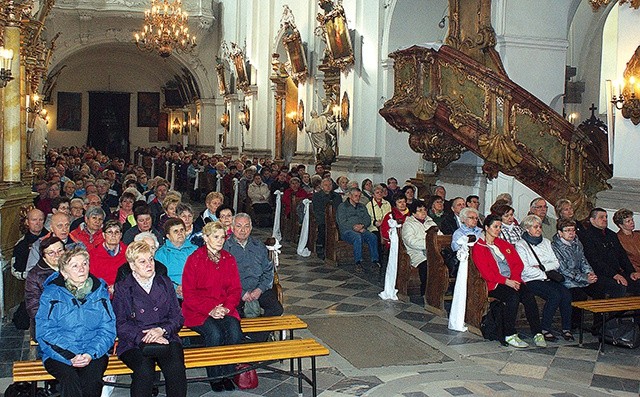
[283,28,308,82]
[137,92,160,127]
[56,92,82,131]
[317,2,354,71]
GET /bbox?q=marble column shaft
[2,25,21,182]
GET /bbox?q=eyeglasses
[44,248,65,256]
[561,228,576,233]
[534,205,548,209]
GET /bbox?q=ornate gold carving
[478,134,522,168]
[621,45,640,125]
[340,91,349,129]
[412,96,437,121]
[315,0,354,72]
[590,0,640,11]
[408,129,466,170]
[280,6,309,83]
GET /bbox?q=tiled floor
[1,227,639,396]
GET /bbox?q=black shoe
[223,378,236,391]
[211,380,225,392]
[355,262,365,274]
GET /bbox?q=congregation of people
[10,144,640,395]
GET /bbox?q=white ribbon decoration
[232,178,239,213]
[170,163,176,190]
[150,158,156,179]
[272,190,283,241]
[448,236,475,332]
[216,174,223,193]
[379,218,400,300]
[165,161,170,180]
[296,198,312,257]
[266,240,282,270]
[193,169,201,191]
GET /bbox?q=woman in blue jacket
[36,246,116,397]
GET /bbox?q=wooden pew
[424,226,452,317]
[324,204,369,266]
[394,232,421,301]
[465,252,490,335]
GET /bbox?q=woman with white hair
[451,207,482,251]
[515,215,574,342]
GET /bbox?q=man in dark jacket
[312,177,342,259]
[577,208,640,297]
[336,188,380,274]
[12,209,48,280]
[440,197,465,235]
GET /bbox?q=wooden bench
[324,204,369,266]
[424,226,452,317]
[15,338,330,397]
[394,232,420,302]
[572,296,640,352]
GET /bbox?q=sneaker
[505,334,529,348]
[355,262,365,274]
[533,333,547,347]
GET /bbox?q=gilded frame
[317,2,354,71]
[216,61,228,96]
[340,91,349,130]
[283,27,308,83]
[230,47,250,93]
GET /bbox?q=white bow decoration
[379,218,400,300]
[448,236,476,332]
[272,190,283,241]
[296,198,312,257]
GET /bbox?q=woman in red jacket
[471,214,545,348]
[181,221,242,392]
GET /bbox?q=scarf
[65,277,93,301]
[521,231,543,246]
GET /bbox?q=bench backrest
[424,226,452,313]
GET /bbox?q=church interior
[1,0,640,395]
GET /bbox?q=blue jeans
[193,316,243,383]
[341,230,379,263]
[527,279,573,331]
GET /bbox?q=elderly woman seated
[551,218,599,329]
[613,208,640,275]
[515,215,574,342]
[401,202,437,297]
[35,246,116,396]
[112,241,187,397]
[451,207,483,252]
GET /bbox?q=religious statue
[306,106,337,165]
[29,115,48,162]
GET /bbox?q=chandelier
[134,0,196,58]
[589,0,640,11]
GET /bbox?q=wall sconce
[171,117,181,134]
[239,104,250,131]
[288,99,305,131]
[26,94,48,128]
[609,77,640,125]
[0,46,14,88]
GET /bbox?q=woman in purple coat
[112,241,187,397]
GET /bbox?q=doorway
[88,92,131,160]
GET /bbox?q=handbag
[525,241,565,283]
[139,342,172,357]
[233,364,259,389]
[602,317,640,349]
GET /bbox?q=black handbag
[525,241,565,283]
[602,317,640,349]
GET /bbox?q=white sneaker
[533,333,547,347]
[505,334,529,348]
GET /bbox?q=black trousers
[489,283,541,337]
[120,342,187,397]
[44,355,108,397]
